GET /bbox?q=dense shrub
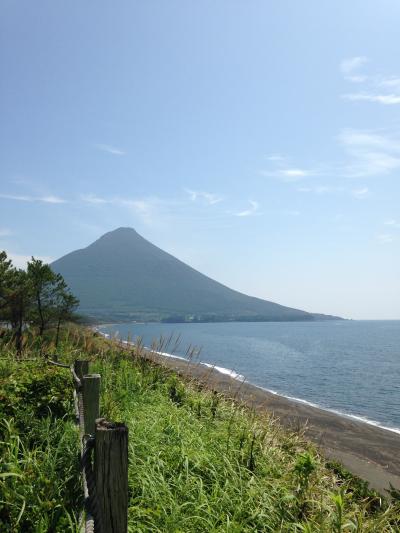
[0,358,79,532]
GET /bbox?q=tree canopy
[0,252,79,352]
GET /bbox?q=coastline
[101,329,400,435]
[98,331,400,495]
[148,349,400,495]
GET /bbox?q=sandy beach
[144,350,400,496]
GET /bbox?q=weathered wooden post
[74,359,89,381]
[82,374,101,435]
[72,360,90,431]
[95,418,129,533]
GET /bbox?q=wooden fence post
[82,374,101,435]
[95,418,129,533]
[74,359,89,381]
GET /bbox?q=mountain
[51,227,340,323]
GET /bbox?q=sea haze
[100,320,400,432]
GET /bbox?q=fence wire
[48,359,101,533]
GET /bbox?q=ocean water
[99,320,400,433]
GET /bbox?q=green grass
[91,354,399,532]
[0,354,81,532]
[1,326,400,531]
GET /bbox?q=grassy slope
[1,327,400,531]
[0,356,80,531]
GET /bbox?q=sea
[99,320,400,434]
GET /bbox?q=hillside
[51,227,339,322]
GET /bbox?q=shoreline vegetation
[81,313,345,325]
[147,350,400,496]
[1,324,400,530]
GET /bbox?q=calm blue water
[99,321,400,432]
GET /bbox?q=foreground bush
[0,358,80,531]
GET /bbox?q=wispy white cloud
[261,150,318,182]
[262,126,400,200]
[343,93,400,105]
[0,194,33,202]
[235,200,259,217]
[379,77,400,89]
[384,219,400,229]
[80,194,109,204]
[346,75,368,84]
[0,193,66,204]
[298,185,342,194]
[341,57,400,105]
[265,127,400,184]
[280,169,309,179]
[297,184,370,199]
[340,56,368,76]
[116,199,155,224]
[185,189,223,205]
[337,130,400,152]
[260,167,312,182]
[376,234,394,244]
[80,194,166,225]
[338,129,400,177]
[94,143,125,156]
[40,195,66,204]
[81,191,224,225]
[352,187,370,199]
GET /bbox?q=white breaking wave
[146,349,245,381]
[253,384,400,436]
[147,348,187,362]
[97,329,245,380]
[200,362,245,381]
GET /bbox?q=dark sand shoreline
[146,350,400,496]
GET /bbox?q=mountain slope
[51,227,338,322]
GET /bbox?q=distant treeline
[161,314,322,323]
[78,310,330,325]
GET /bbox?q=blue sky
[1,0,399,319]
